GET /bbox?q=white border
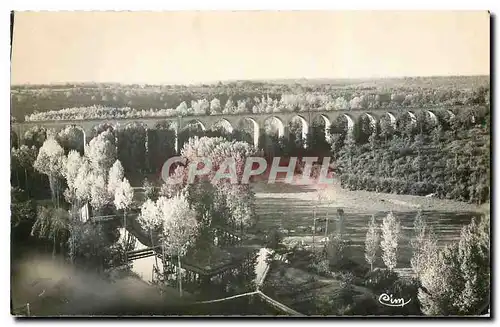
[3,1,498,10]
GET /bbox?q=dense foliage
[159,136,257,236]
[335,105,490,203]
[417,215,490,315]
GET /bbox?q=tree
[455,216,490,314]
[158,194,199,297]
[86,130,117,179]
[192,98,210,115]
[138,198,162,266]
[23,125,47,148]
[365,215,379,271]
[13,145,37,190]
[63,150,84,209]
[108,160,125,198]
[223,98,235,114]
[114,177,134,262]
[90,174,110,215]
[380,211,400,271]
[33,138,66,207]
[11,187,36,229]
[11,147,21,187]
[176,101,189,115]
[215,182,255,233]
[74,157,93,205]
[336,208,345,238]
[236,99,248,113]
[62,151,86,264]
[418,215,490,315]
[343,135,356,173]
[57,125,85,154]
[176,136,256,232]
[410,210,429,277]
[69,219,116,272]
[143,177,158,201]
[31,206,69,258]
[118,123,148,175]
[418,242,459,315]
[210,98,221,115]
[350,96,363,109]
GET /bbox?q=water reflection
[117,228,162,283]
[118,227,261,299]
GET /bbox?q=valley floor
[252,178,487,215]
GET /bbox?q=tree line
[13,76,489,122]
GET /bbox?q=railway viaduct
[12,107,458,151]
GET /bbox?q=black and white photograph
[9,10,491,317]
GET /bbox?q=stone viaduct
[12,107,458,152]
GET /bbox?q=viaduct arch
[12,107,468,152]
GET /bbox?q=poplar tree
[365,214,379,271]
[381,211,400,271]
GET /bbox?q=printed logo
[378,293,411,307]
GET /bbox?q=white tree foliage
[114,177,134,212]
[63,150,83,204]
[411,210,429,277]
[380,211,401,271]
[86,130,117,179]
[209,98,221,115]
[138,198,162,232]
[33,138,66,205]
[417,239,456,315]
[158,194,199,257]
[90,173,110,213]
[176,136,256,230]
[365,214,379,271]
[108,160,125,197]
[223,98,235,114]
[418,215,490,315]
[456,217,490,313]
[74,157,93,204]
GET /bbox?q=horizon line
[10,74,490,87]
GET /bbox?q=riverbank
[252,179,488,214]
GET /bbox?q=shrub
[309,259,330,276]
[339,271,355,288]
[364,268,399,293]
[326,235,346,270]
[343,294,380,315]
[265,228,284,250]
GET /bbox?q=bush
[265,228,284,250]
[339,271,355,288]
[364,268,399,293]
[326,235,347,270]
[343,294,380,315]
[309,259,330,276]
[363,269,422,315]
[287,247,315,270]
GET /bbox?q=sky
[10,11,490,85]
